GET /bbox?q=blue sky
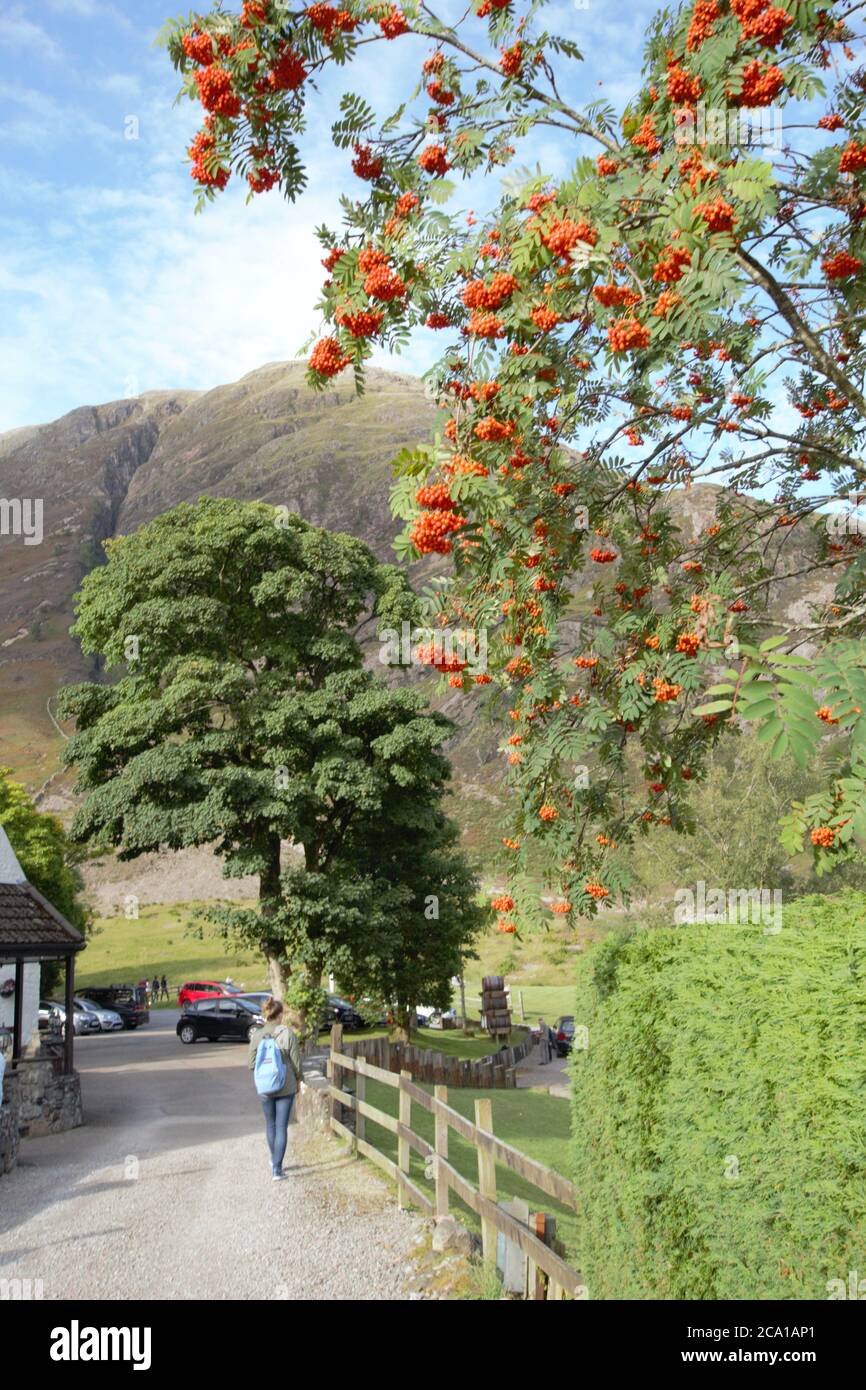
[0,0,663,431]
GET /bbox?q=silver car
[75,996,123,1032]
[47,1000,101,1037]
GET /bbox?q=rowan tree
[56,497,482,1019]
[162,0,866,930]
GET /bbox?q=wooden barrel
[484,990,509,1008]
[482,975,505,992]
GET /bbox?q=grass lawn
[77,904,269,993]
[350,1078,578,1262]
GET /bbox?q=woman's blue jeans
[260,1094,295,1173]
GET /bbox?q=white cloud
[0,9,63,62]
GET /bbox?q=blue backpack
[254,1033,287,1096]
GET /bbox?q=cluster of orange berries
[194,64,242,117]
[732,0,792,48]
[816,705,839,725]
[531,305,560,332]
[418,144,451,176]
[305,4,358,39]
[594,283,641,307]
[335,307,383,338]
[839,142,866,174]
[352,143,383,180]
[183,29,216,65]
[543,217,597,258]
[653,246,692,283]
[467,311,504,338]
[686,0,718,52]
[410,507,464,555]
[539,804,558,821]
[188,120,230,188]
[733,59,784,106]
[575,655,599,669]
[811,827,836,848]
[675,632,701,656]
[608,318,651,353]
[585,882,609,900]
[822,251,862,280]
[652,677,682,702]
[597,155,618,176]
[695,198,736,233]
[590,547,618,563]
[667,62,701,106]
[379,6,409,38]
[497,919,517,934]
[427,79,455,106]
[632,115,661,156]
[550,902,572,914]
[308,336,351,378]
[474,416,515,441]
[491,894,515,912]
[499,42,523,77]
[270,45,308,90]
[463,272,519,310]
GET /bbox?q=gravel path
[0,1019,424,1301]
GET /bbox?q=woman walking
[248,998,302,1180]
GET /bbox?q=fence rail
[340,1030,533,1088]
[327,1026,583,1300]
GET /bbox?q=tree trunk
[390,1002,413,1043]
[260,833,287,1000]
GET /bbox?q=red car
[176,980,243,1008]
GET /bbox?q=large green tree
[57,497,482,1021]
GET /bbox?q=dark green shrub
[571,891,866,1299]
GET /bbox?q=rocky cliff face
[0,363,436,791]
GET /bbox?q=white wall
[0,963,40,1052]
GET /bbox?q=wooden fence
[340,1031,533,1088]
[327,1026,584,1300]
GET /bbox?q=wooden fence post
[355,1064,366,1146]
[433,1084,449,1220]
[397,1068,411,1210]
[474,1097,497,1262]
[329,1023,343,1128]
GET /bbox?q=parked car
[177,997,265,1045]
[553,1016,575,1057]
[234,992,271,1011]
[45,1000,101,1039]
[80,985,149,1030]
[176,980,245,1008]
[318,995,365,1032]
[75,996,123,1032]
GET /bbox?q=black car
[81,985,150,1030]
[553,1016,575,1056]
[319,995,365,1032]
[177,997,265,1044]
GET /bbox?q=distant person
[538,1016,552,1065]
[152,975,159,1004]
[249,998,302,1181]
[160,975,169,1001]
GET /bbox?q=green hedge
[571,891,866,1299]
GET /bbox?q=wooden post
[397,1068,411,1209]
[459,973,468,1033]
[11,957,23,1063]
[433,1084,449,1219]
[329,1023,343,1127]
[518,989,525,1021]
[64,951,75,1076]
[474,1097,497,1263]
[355,1065,366,1146]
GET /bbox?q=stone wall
[15,1055,83,1138]
[0,1035,83,1176]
